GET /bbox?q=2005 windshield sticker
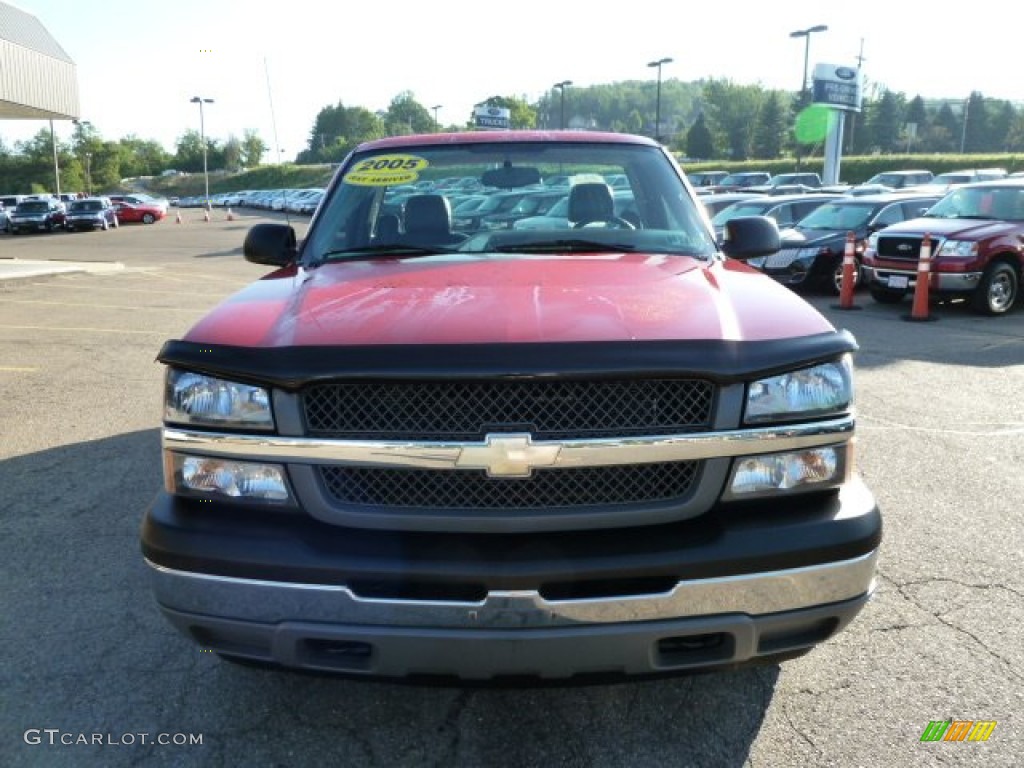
[344,154,429,186]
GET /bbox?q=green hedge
[677,154,1024,185]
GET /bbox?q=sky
[1,0,1020,160]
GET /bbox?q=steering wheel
[572,216,636,230]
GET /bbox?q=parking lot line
[15,281,230,298]
[0,324,169,335]
[5,299,207,312]
[0,366,38,372]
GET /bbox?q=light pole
[432,104,442,132]
[190,96,214,207]
[49,119,61,198]
[790,25,827,168]
[84,153,92,196]
[553,80,572,129]
[647,57,672,143]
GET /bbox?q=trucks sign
[474,106,511,130]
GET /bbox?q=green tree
[866,90,904,152]
[385,91,434,135]
[903,96,927,153]
[241,129,267,168]
[299,102,383,164]
[684,112,715,160]
[701,79,763,159]
[174,130,207,173]
[751,92,785,159]
[962,91,987,153]
[1004,112,1024,151]
[117,135,173,177]
[921,102,960,153]
[986,100,1015,151]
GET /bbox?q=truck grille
[318,461,700,510]
[302,379,715,440]
[876,235,929,261]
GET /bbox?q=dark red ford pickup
[141,131,880,681]
[863,179,1024,314]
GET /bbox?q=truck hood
[183,253,835,347]
[879,216,1017,240]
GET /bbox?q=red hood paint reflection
[184,254,835,347]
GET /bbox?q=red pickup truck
[141,131,880,681]
[862,179,1024,314]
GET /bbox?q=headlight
[166,454,292,504]
[724,445,847,499]
[165,369,273,429]
[935,239,977,258]
[745,356,853,424]
[866,233,879,251]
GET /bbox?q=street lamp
[49,120,61,198]
[647,57,672,143]
[190,96,214,207]
[84,153,92,196]
[432,104,442,132]
[553,80,572,129]
[790,25,827,168]
[790,25,828,103]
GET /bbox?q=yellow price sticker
[344,154,429,186]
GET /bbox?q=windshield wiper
[314,244,455,264]
[491,239,636,253]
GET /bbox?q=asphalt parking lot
[1,212,1021,767]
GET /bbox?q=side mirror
[244,223,297,266]
[721,216,781,259]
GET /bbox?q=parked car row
[0,193,167,234]
[176,188,326,215]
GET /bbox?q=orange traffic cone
[226,207,234,221]
[833,231,862,311]
[904,233,937,322]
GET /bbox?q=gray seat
[568,182,618,227]
[402,195,466,246]
[375,213,402,244]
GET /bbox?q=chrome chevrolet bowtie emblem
[456,434,561,477]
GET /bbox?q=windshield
[71,201,102,212]
[796,202,873,231]
[926,186,1024,221]
[18,201,49,212]
[304,139,717,262]
[717,173,764,187]
[710,200,771,226]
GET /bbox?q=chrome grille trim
[163,415,854,470]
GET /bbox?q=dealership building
[0,1,79,125]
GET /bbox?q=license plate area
[887,275,909,289]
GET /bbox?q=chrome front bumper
[147,550,878,678]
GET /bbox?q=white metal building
[0,1,79,122]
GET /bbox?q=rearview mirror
[482,166,542,189]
